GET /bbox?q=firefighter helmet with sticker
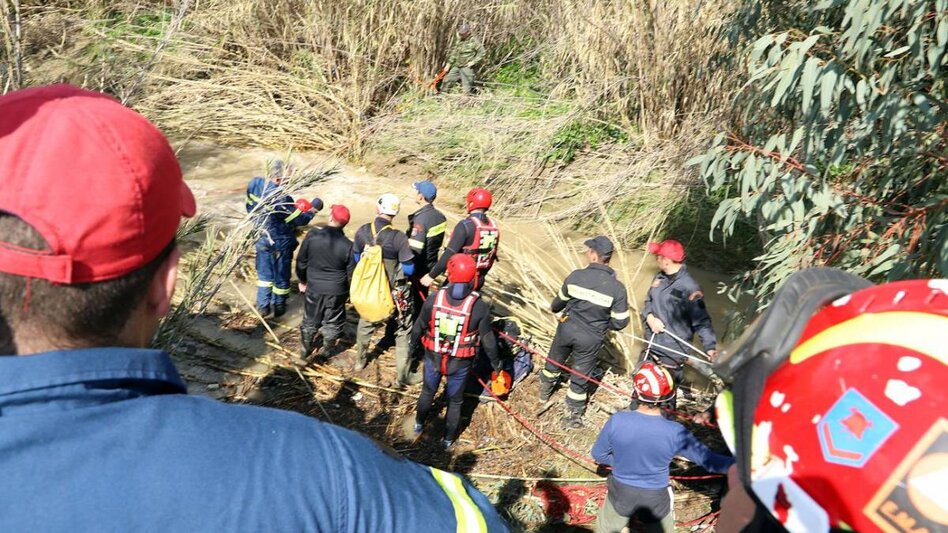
[632,362,675,403]
[713,269,948,533]
[377,193,401,216]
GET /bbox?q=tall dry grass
[15,0,737,147]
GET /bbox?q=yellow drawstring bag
[350,223,395,322]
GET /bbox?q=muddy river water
[175,141,738,380]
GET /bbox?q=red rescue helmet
[713,269,947,533]
[446,253,477,283]
[633,362,676,403]
[466,188,492,212]
[294,198,312,212]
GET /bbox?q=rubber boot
[300,327,316,359]
[273,302,287,318]
[539,378,557,403]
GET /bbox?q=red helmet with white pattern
[466,188,492,212]
[714,268,947,533]
[633,362,676,403]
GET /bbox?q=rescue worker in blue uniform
[411,254,504,449]
[0,84,509,532]
[641,239,717,383]
[592,363,733,533]
[540,236,630,429]
[421,187,499,291]
[246,160,322,318]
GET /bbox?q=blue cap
[413,181,438,201]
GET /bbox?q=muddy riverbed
[168,141,734,531]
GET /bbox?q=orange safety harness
[422,288,480,373]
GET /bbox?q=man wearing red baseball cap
[0,85,507,531]
[642,239,717,386]
[296,204,355,360]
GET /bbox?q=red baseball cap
[647,239,686,262]
[0,84,195,284]
[330,204,351,226]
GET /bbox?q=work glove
[490,370,512,396]
[294,198,312,212]
[311,198,324,212]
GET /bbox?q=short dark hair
[0,214,174,354]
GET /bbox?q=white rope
[616,332,711,365]
[661,329,712,360]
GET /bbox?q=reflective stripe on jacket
[551,263,630,336]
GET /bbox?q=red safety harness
[422,289,480,374]
[461,216,499,272]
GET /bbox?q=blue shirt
[590,410,733,490]
[0,348,508,532]
[246,177,314,242]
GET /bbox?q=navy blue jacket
[591,410,733,490]
[641,265,716,362]
[246,177,313,243]
[0,348,508,532]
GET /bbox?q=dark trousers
[300,293,347,344]
[416,351,473,441]
[539,321,603,414]
[255,238,295,309]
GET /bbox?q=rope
[474,376,723,482]
[494,330,717,429]
[661,329,713,361]
[475,376,599,472]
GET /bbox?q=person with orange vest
[421,188,499,291]
[411,254,506,449]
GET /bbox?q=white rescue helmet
[377,193,401,216]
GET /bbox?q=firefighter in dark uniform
[411,254,505,450]
[352,194,420,385]
[420,188,498,291]
[540,236,631,429]
[406,180,447,313]
[641,239,717,384]
[296,205,354,360]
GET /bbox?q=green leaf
[801,57,820,113]
[883,45,910,58]
[820,65,838,113]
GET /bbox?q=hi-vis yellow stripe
[790,311,947,365]
[427,222,447,238]
[566,285,613,308]
[408,238,425,250]
[611,309,630,320]
[430,468,487,533]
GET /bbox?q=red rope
[494,330,717,429]
[475,376,599,470]
[474,376,723,482]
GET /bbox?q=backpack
[350,223,395,322]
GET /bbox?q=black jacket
[551,263,630,336]
[641,264,716,361]
[407,204,447,276]
[296,225,355,296]
[410,284,501,371]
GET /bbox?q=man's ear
[148,247,181,319]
